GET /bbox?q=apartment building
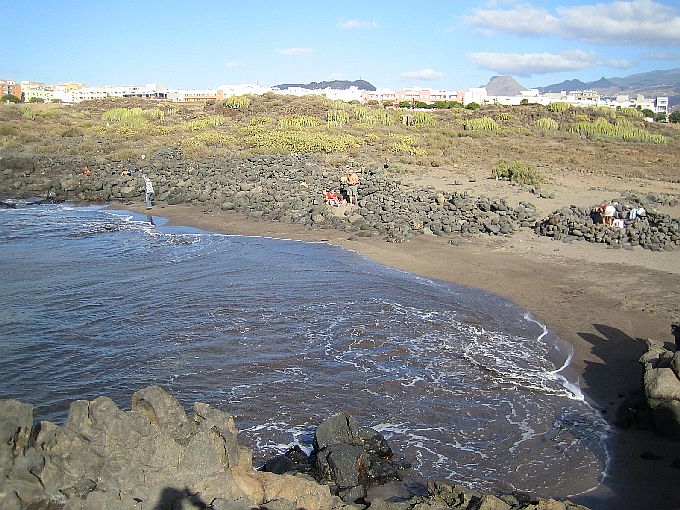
[20,81,54,102]
[0,79,22,100]
[362,87,464,104]
[167,89,217,102]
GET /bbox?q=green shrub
[465,102,480,110]
[0,124,17,136]
[182,116,226,131]
[102,107,164,126]
[492,160,543,185]
[61,127,84,137]
[497,112,512,121]
[1,94,20,103]
[28,97,45,103]
[246,129,359,153]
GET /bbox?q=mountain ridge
[537,68,680,98]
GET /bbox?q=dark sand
[116,201,680,510]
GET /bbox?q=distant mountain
[538,68,680,99]
[539,79,589,93]
[483,76,527,96]
[274,80,376,91]
[586,77,616,89]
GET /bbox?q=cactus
[224,95,251,109]
[462,117,499,131]
[547,102,570,113]
[278,115,321,128]
[569,117,667,143]
[534,118,558,130]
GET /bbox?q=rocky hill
[483,75,527,96]
[274,79,376,91]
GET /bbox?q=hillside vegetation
[0,95,678,183]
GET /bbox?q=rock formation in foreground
[639,331,680,440]
[0,386,591,509]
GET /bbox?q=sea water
[0,203,608,498]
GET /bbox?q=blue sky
[2,0,680,90]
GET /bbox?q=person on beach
[143,174,154,209]
[346,169,360,205]
[603,203,616,226]
[325,189,342,207]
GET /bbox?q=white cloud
[337,19,379,29]
[400,68,444,80]
[645,51,680,60]
[463,4,558,36]
[467,49,608,76]
[224,61,241,68]
[464,0,680,46]
[607,59,631,68]
[275,47,315,57]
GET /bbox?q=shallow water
[0,203,608,497]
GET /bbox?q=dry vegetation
[1,95,679,183]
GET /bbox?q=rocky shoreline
[1,149,678,251]
[0,386,592,510]
[636,332,680,441]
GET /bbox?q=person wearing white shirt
[143,174,154,209]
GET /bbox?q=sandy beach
[115,198,680,510]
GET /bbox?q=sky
[2,0,680,91]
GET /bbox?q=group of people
[593,201,646,228]
[325,168,360,208]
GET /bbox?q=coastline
[111,200,680,510]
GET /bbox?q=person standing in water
[143,174,154,209]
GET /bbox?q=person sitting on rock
[603,204,616,226]
[325,189,342,207]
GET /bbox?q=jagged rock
[0,387,333,510]
[640,339,680,441]
[644,367,680,404]
[314,413,362,451]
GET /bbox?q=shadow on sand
[572,324,680,510]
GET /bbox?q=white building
[271,85,364,103]
[216,83,271,99]
[20,81,54,102]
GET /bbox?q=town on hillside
[0,77,670,119]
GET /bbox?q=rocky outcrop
[0,387,593,510]
[264,412,409,503]
[536,195,680,251]
[0,386,333,510]
[640,338,680,440]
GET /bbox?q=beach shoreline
[109,200,680,510]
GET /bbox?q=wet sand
[116,201,680,510]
